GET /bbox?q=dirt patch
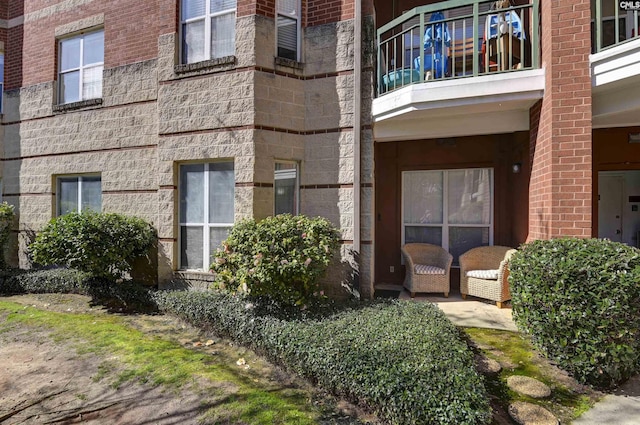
[0,294,372,425]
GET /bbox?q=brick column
[528,0,592,240]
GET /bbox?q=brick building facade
[1,0,640,297]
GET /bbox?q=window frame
[276,0,301,61]
[180,0,237,64]
[57,29,104,105]
[401,168,494,264]
[178,161,235,271]
[56,174,102,216]
[274,160,299,215]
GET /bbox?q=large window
[179,162,235,270]
[276,0,300,61]
[57,175,102,216]
[274,162,299,215]
[181,0,237,64]
[402,168,493,264]
[58,30,104,104]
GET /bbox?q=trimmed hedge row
[510,238,640,388]
[0,268,156,312]
[153,290,491,425]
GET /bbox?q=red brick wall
[238,0,275,18]
[528,0,593,240]
[7,0,170,90]
[307,0,354,26]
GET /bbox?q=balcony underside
[592,38,640,128]
[372,69,545,142]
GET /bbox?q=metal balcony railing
[377,0,540,96]
[592,0,640,53]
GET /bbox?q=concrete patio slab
[398,291,518,332]
[572,375,640,424]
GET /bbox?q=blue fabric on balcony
[414,11,451,79]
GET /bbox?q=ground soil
[0,294,372,425]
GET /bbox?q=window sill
[53,98,103,113]
[274,57,304,70]
[174,56,237,75]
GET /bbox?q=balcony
[373,0,544,141]
[591,1,640,128]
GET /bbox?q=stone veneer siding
[1,0,374,297]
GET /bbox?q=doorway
[598,171,640,247]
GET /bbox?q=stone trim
[274,57,304,70]
[55,14,104,37]
[173,56,237,75]
[3,192,52,197]
[53,98,103,113]
[102,189,158,194]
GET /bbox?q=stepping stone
[507,375,551,398]
[475,354,502,375]
[508,401,558,425]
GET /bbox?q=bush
[0,267,157,313]
[509,238,640,388]
[30,212,156,280]
[211,214,341,306]
[154,290,491,424]
[0,202,15,269]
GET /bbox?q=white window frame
[57,30,104,104]
[0,49,4,114]
[180,0,237,64]
[56,175,102,216]
[276,0,301,61]
[401,168,494,261]
[179,162,235,270]
[274,161,299,215]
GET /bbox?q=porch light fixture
[512,162,522,174]
[629,133,640,143]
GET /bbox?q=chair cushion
[415,264,446,275]
[466,269,499,280]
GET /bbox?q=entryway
[598,171,640,247]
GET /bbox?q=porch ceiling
[372,69,545,142]
[591,38,640,129]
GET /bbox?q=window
[181,0,237,64]
[179,162,234,269]
[58,30,104,104]
[276,0,300,61]
[274,162,299,215]
[402,168,493,264]
[57,175,102,216]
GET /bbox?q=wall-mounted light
[512,162,522,174]
[629,133,640,143]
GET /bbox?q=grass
[465,327,598,423]
[0,300,352,425]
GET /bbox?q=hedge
[509,238,640,388]
[153,290,491,425]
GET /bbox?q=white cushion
[415,264,446,275]
[466,269,499,280]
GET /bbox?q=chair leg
[444,292,449,298]
[496,301,504,309]
[461,294,467,300]
[410,292,416,298]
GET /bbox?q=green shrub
[0,202,15,269]
[211,214,341,306]
[154,290,491,424]
[30,212,156,280]
[509,238,640,388]
[0,267,156,313]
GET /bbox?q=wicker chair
[459,245,517,308]
[401,243,452,298]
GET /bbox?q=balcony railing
[592,0,640,53]
[377,0,540,96]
